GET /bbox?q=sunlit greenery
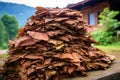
[91,8,120,45]
[0,20,7,49]
[0,14,19,49]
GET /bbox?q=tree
[99,7,120,32]
[91,8,120,45]
[0,20,7,49]
[1,14,19,40]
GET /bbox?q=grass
[94,45,120,50]
[94,45,120,61]
[0,53,8,60]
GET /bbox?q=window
[88,13,95,26]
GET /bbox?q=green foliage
[91,30,114,45]
[111,38,120,46]
[0,20,7,49]
[1,14,19,40]
[91,8,120,45]
[99,7,120,31]
[0,14,19,49]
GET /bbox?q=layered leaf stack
[3,7,115,80]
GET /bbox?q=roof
[67,0,107,10]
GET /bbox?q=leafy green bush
[0,14,19,49]
[91,30,114,45]
[99,8,120,30]
[91,8,120,45]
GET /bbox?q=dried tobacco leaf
[52,62,65,67]
[27,67,35,75]
[15,36,36,47]
[36,65,45,70]
[47,30,65,37]
[88,51,96,58]
[25,54,43,60]
[27,31,49,41]
[22,60,32,69]
[7,56,20,63]
[64,20,77,25]
[86,62,99,70]
[67,66,76,74]
[58,36,70,42]
[54,17,69,22]
[36,6,47,11]
[49,24,75,34]
[60,53,74,60]
[49,39,63,45]
[71,52,81,62]
[17,28,25,37]
[44,58,52,65]
[45,19,54,23]
[45,70,57,80]
[106,54,115,61]
[8,40,15,47]
[54,43,65,50]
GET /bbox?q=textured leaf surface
[27,31,49,41]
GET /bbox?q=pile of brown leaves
[3,7,115,80]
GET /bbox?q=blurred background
[0,0,120,61]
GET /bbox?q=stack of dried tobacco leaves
[3,7,115,80]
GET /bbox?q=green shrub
[91,30,114,45]
[99,8,120,31]
[91,8,120,45]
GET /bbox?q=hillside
[0,1,35,27]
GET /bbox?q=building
[67,0,120,32]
